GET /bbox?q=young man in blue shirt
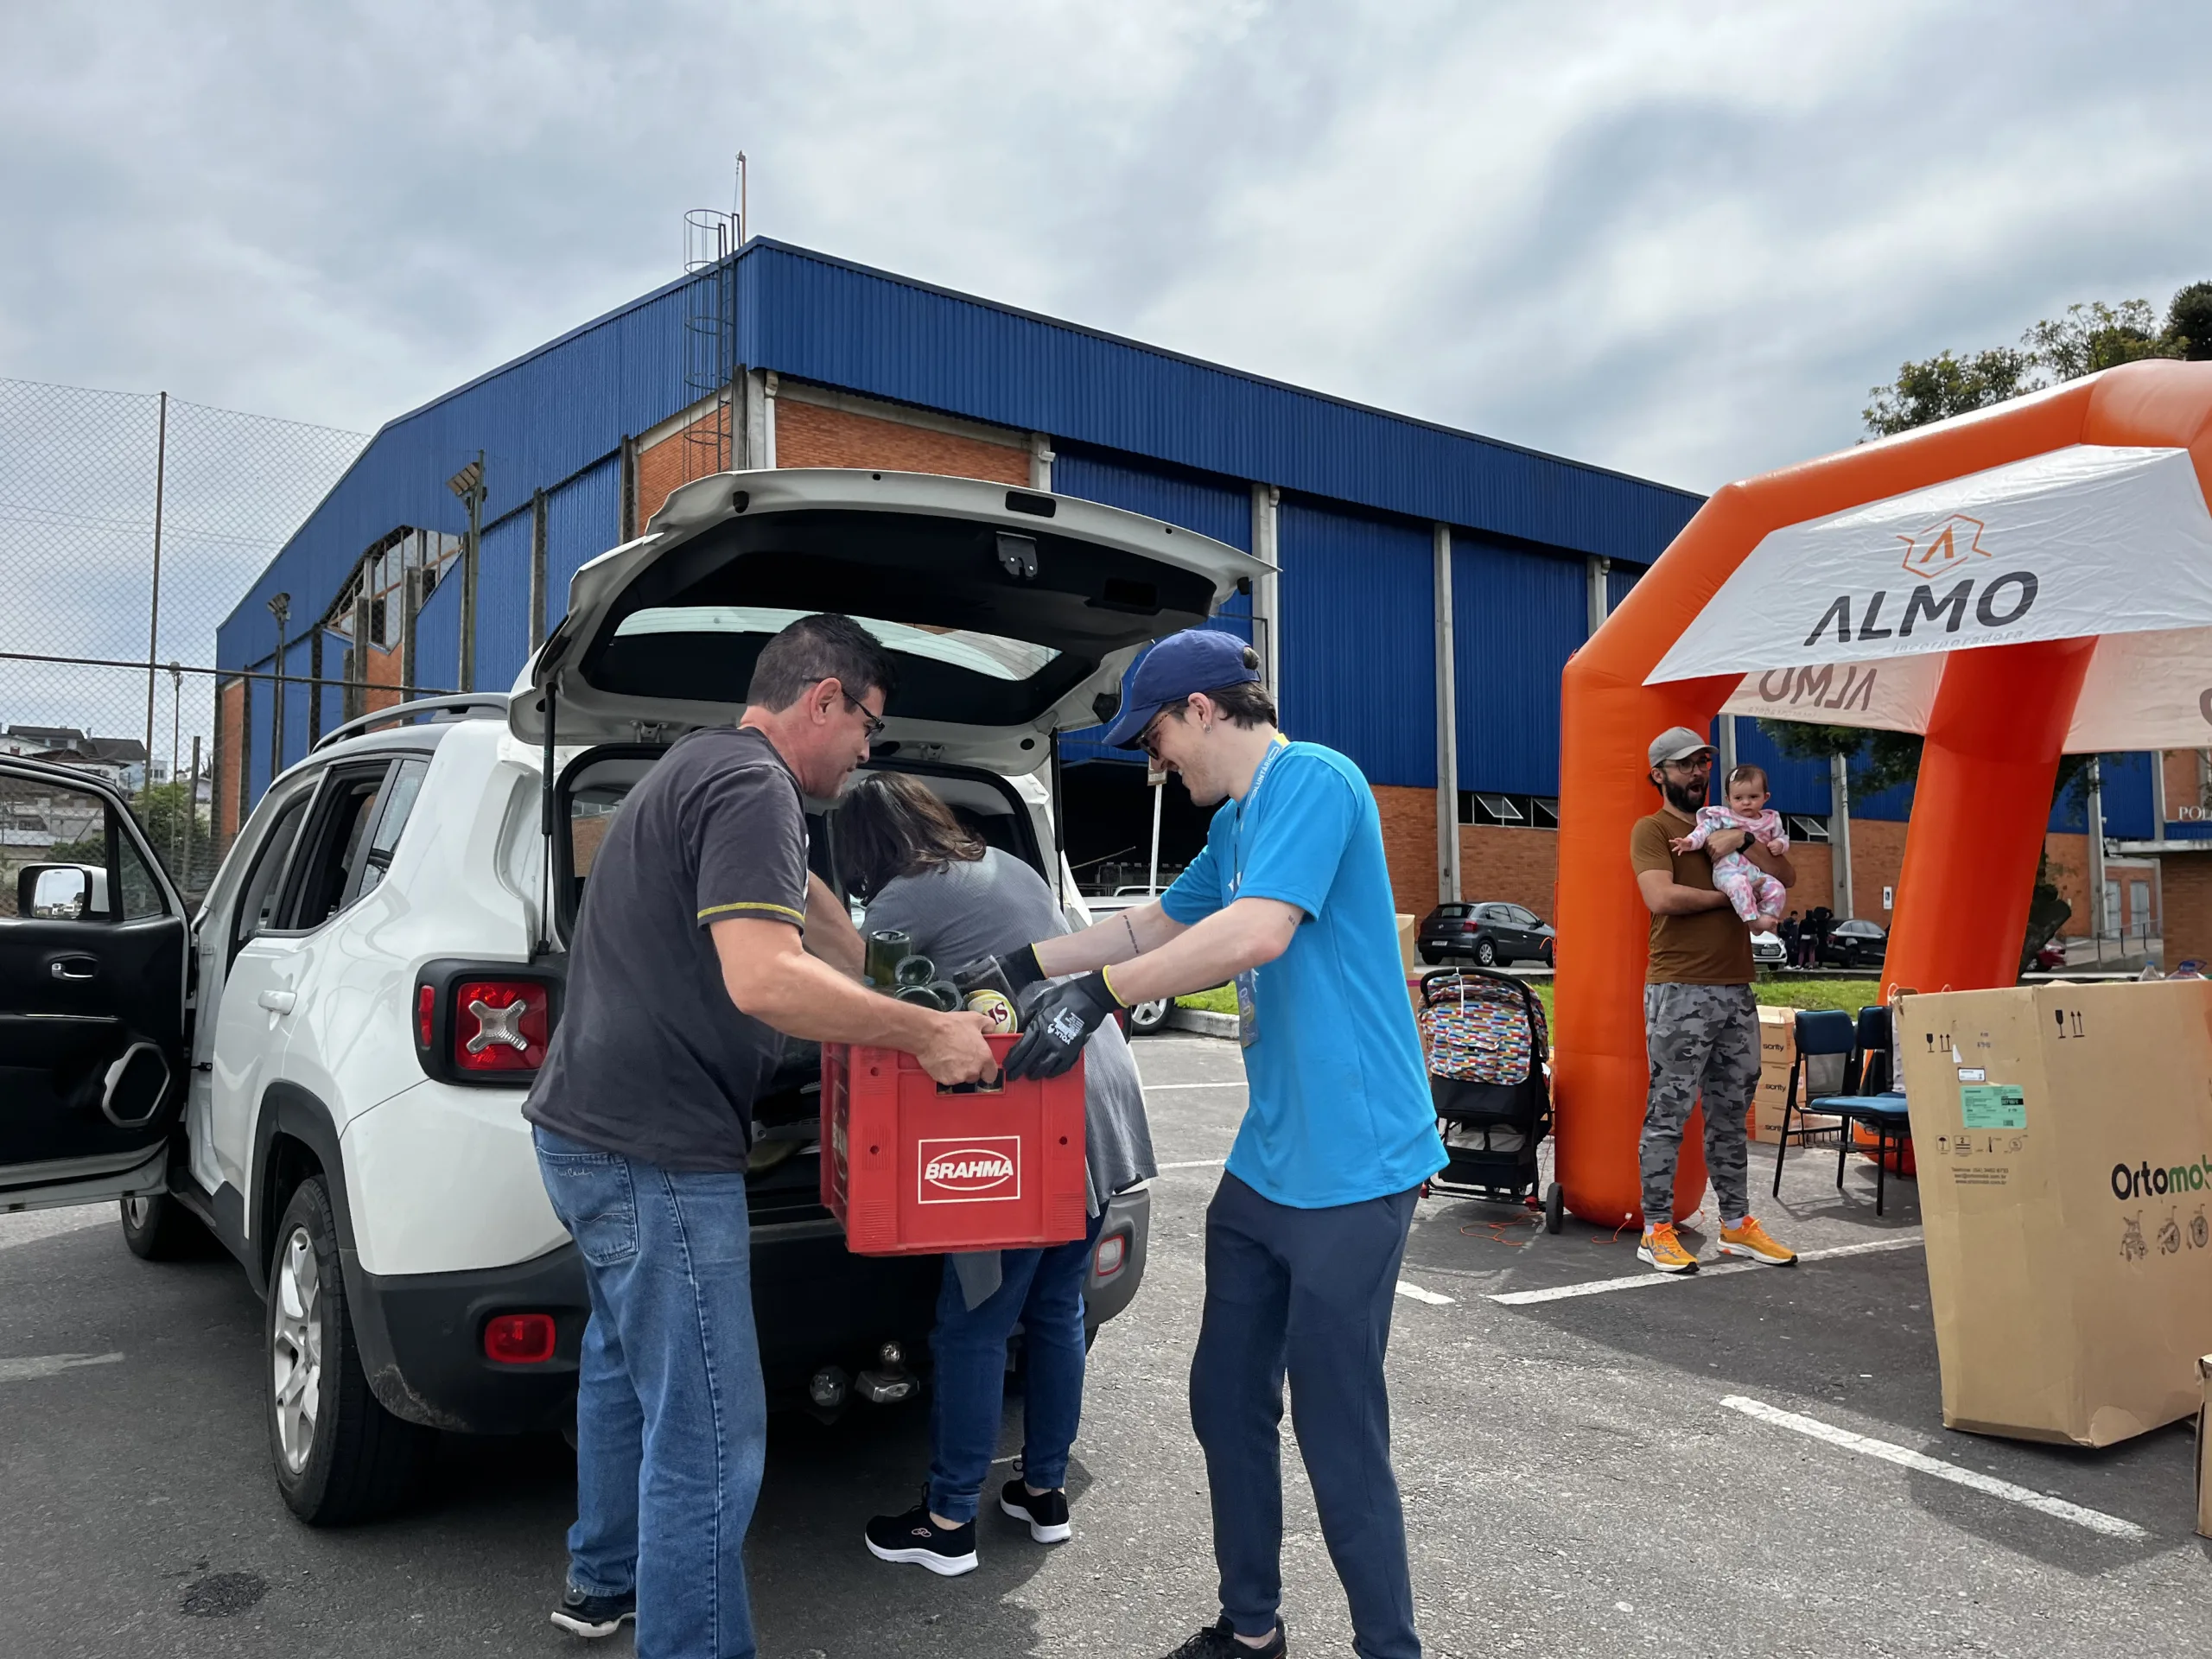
[976,629,1444,1659]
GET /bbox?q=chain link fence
[0,377,372,896]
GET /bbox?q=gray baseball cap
[1648,726,1715,766]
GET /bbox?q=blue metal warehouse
[214,238,2167,934]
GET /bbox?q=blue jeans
[1190,1173,1421,1659]
[925,1211,1104,1522]
[534,1128,766,1659]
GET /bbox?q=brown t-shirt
[1630,806,1754,985]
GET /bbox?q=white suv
[0,468,1262,1526]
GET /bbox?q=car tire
[1127,998,1171,1036]
[1475,939,1497,967]
[1418,950,1439,966]
[266,1176,434,1526]
[119,1192,210,1262]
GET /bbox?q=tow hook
[855,1339,916,1404]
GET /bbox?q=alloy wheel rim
[124,1195,153,1230]
[270,1226,322,1474]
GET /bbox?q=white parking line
[1485,1232,1923,1306]
[1140,1082,1248,1091]
[0,1351,123,1384]
[1719,1395,2147,1540]
[1156,1159,1227,1171]
[1395,1280,1454,1306]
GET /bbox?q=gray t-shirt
[524,725,808,1172]
[862,848,1156,1212]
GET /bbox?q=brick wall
[2040,832,2091,937]
[775,398,1030,484]
[2163,855,2212,965]
[1371,785,1438,918]
[1458,824,1560,916]
[364,640,404,714]
[637,405,730,525]
[2164,750,2207,822]
[215,677,245,845]
[1847,817,1908,923]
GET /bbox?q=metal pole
[187,734,200,890]
[2086,758,2107,963]
[1828,751,1854,921]
[1716,715,1738,779]
[1432,523,1460,905]
[460,451,483,692]
[1147,773,1164,894]
[168,660,181,799]
[1250,484,1281,711]
[1586,554,1611,636]
[267,594,289,788]
[530,487,549,652]
[143,391,168,800]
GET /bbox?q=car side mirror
[22,864,91,920]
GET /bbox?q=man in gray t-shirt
[527,617,995,1654]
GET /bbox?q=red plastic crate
[821,1034,1088,1255]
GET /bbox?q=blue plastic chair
[1770,1008,1913,1216]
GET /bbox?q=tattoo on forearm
[1122,912,1139,958]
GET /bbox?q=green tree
[1862,346,2037,436]
[2167,282,2212,361]
[2021,299,2183,380]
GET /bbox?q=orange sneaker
[1718,1216,1797,1266]
[1637,1223,1699,1274]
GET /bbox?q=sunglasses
[840,689,887,741]
[1138,700,1188,764]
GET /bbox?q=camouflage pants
[1641,982,1758,1224]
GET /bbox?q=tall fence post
[142,390,168,801]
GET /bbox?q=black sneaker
[549,1583,636,1638]
[998,1478,1072,1543]
[1160,1616,1287,1658]
[864,1497,978,1576]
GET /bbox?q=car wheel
[119,1192,210,1262]
[267,1176,434,1526]
[1418,950,1439,966]
[1475,939,1497,967]
[1127,998,1171,1036]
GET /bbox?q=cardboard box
[2198,1354,2212,1540]
[1396,912,1417,976]
[1748,1005,1837,1144]
[1895,979,2212,1446]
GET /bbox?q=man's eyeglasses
[840,690,887,741]
[1138,701,1186,765]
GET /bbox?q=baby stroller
[1417,969,1564,1233]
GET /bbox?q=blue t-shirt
[1160,740,1444,1209]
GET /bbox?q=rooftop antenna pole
[736,151,747,243]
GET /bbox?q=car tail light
[453,979,550,1072]
[483,1313,556,1364]
[1094,1234,1125,1279]
[416,984,436,1049]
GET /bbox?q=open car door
[0,757,189,1211]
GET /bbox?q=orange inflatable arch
[1554,361,2212,1228]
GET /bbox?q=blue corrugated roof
[220,238,1702,671]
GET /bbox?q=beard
[1661,777,1706,817]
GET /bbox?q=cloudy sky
[3,0,2208,494]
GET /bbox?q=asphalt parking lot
[4,1033,2207,1658]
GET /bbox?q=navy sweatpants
[1189,1172,1421,1659]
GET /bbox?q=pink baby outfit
[1681,805,1789,925]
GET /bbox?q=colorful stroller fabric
[1417,973,1548,1089]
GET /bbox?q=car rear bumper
[347,1192,1153,1434]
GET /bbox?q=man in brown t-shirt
[1628,727,1800,1274]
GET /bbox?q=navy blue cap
[1101,629,1262,749]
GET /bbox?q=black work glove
[950,944,1046,1002]
[1003,972,1122,1081]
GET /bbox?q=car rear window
[614,606,1058,682]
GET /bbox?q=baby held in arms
[1670,763,1789,932]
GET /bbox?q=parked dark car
[1417,901,1554,967]
[1818,918,1888,969]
